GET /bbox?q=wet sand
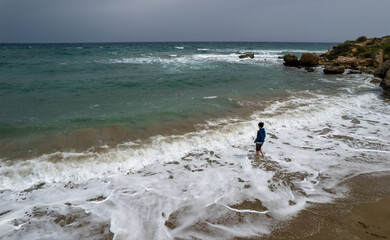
[261,171,390,240]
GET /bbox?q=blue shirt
[254,128,266,143]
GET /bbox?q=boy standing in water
[254,122,266,158]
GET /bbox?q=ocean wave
[101,48,329,68]
[1,90,389,191]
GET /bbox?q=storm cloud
[0,0,389,43]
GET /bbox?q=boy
[254,122,266,158]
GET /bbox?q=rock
[323,66,345,74]
[347,70,362,74]
[373,49,384,68]
[359,67,374,74]
[319,57,331,65]
[358,58,374,67]
[300,53,319,67]
[305,67,315,72]
[374,60,390,78]
[239,53,254,59]
[335,56,358,68]
[370,77,382,84]
[278,56,283,59]
[283,54,300,67]
[380,70,390,95]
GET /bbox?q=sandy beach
[262,171,390,240]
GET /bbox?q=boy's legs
[255,143,263,156]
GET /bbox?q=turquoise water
[0,42,334,143]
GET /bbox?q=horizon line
[0,40,340,45]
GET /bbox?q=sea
[0,42,389,239]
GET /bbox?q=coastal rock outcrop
[320,35,390,71]
[281,35,390,94]
[300,53,319,67]
[283,54,300,67]
[323,66,345,74]
[373,60,390,95]
[373,60,390,78]
[239,53,254,59]
[380,70,390,95]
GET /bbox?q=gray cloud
[0,0,389,43]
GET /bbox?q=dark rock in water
[323,66,345,74]
[239,53,254,59]
[359,67,374,74]
[305,67,315,72]
[347,69,362,74]
[370,77,382,84]
[374,60,390,78]
[278,56,283,59]
[300,53,320,67]
[380,70,390,95]
[283,54,300,67]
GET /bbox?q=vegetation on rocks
[324,35,390,61]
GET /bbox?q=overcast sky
[0,0,389,43]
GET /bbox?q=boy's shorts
[256,142,263,151]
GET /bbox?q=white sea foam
[103,52,282,72]
[100,48,326,70]
[1,77,389,239]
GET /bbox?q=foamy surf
[100,48,321,69]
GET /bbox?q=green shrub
[356,46,366,55]
[356,36,367,42]
[326,41,353,60]
[382,43,390,56]
[359,47,380,58]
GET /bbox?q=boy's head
[258,122,264,128]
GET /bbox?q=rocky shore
[283,35,390,95]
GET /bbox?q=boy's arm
[254,130,259,143]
